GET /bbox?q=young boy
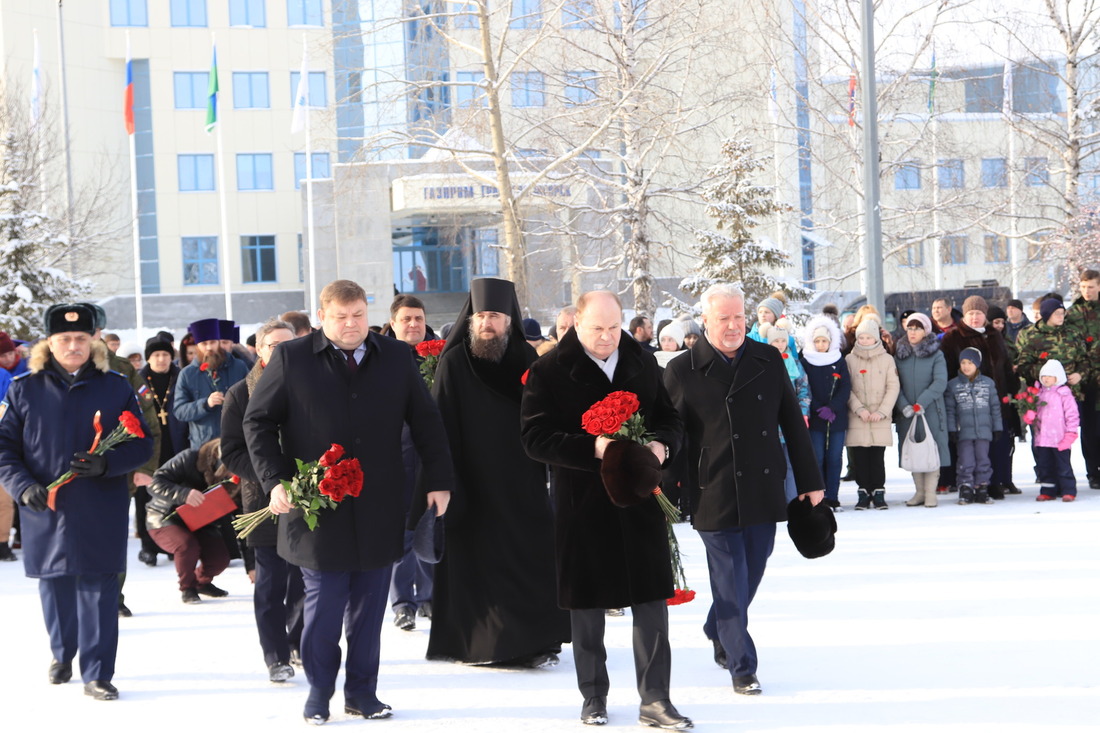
[945,347,1002,505]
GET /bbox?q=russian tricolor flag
[124,34,134,135]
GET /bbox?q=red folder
[175,484,237,532]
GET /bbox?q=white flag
[30,30,42,128]
[291,43,309,134]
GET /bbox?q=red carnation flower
[859,369,867,374]
[831,372,841,379]
[199,362,209,372]
[667,589,696,606]
[118,411,145,439]
[1088,337,1095,343]
[1040,351,1049,359]
[913,404,921,412]
[319,443,345,467]
[781,353,789,359]
[521,369,529,385]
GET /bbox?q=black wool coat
[663,338,825,532]
[221,376,272,547]
[243,330,454,572]
[520,329,682,610]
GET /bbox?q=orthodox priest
[426,277,570,667]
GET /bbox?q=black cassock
[425,337,570,664]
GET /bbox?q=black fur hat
[43,304,96,336]
[600,439,662,508]
[786,497,837,559]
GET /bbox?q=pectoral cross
[157,407,168,425]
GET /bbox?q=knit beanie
[757,297,784,321]
[855,317,881,342]
[761,321,791,347]
[1039,298,1065,322]
[145,340,175,361]
[1007,299,1024,311]
[961,295,989,315]
[678,318,702,337]
[0,331,14,355]
[905,312,933,333]
[986,305,1007,322]
[1039,359,1067,387]
[658,321,685,349]
[959,346,982,368]
[812,325,831,343]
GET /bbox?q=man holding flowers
[521,290,691,730]
[244,279,453,724]
[0,303,153,701]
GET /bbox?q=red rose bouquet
[582,391,694,605]
[46,410,146,510]
[415,339,447,390]
[232,443,364,538]
[1002,385,1046,426]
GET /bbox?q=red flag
[847,69,857,127]
[124,36,134,135]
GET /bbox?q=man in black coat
[521,290,692,730]
[663,284,824,697]
[428,278,569,667]
[243,280,454,724]
[221,319,303,683]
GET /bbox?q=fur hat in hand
[600,439,662,508]
[786,497,837,559]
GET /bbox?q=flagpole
[930,49,941,289]
[1004,59,1019,298]
[210,34,233,320]
[126,33,143,331]
[55,2,76,277]
[304,37,319,314]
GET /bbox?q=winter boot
[957,484,974,505]
[923,472,938,507]
[855,489,871,510]
[974,484,993,504]
[987,484,1005,500]
[1004,482,1022,495]
[905,482,925,507]
[872,489,888,510]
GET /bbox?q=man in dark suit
[663,283,824,697]
[521,290,692,730]
[244,280,453,724]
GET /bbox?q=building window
[454,71,485,107]
[941,234,968,265]
[1025,156,1049,187]
[981,158,1007,188]
[1013,65,1062,114]
[182,236,219,285]
[294,152,331,189]
[516,148,547,158]
[241,235,277,283]
[474,228,499,276]
[178,154,215,192]
[938,159,964,189]
[110,0,148,26]
[900,241,923,267]
[287,0,323,26]
[511,71,545,108]
[895,160,921,190]
[290,71,327,107]
[562,0,594,29]
[453,1,479,28]
[229,0,266,27]
[963,67,1003,113]
[984,234,1008,263]
[170,0,207,27]
[565,70,598,106]
[233,72,270,109]
[237,153,274,191]
[174,72,209,109]
[510,0,542,28]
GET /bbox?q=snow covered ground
[2,445,1098,731]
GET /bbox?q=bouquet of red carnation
[1002,385,1046,426]
[415,339,448,390]
[581,391,694,605]
[46,410,145,511]
[233,443,364,538]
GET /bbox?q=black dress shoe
[268,662,294,682]
[84,680,119,700]
[712,638,728,669]
[638,700,693,730]
[181,588,201,604]
[48,660,72,685]
[1090,479,1100,490]
[581,696,607,725]
[196,582,228,597]
[345,700,392,719]
[393,606,415,631]
[303,714,328,726]
[733,674,762,695]
[118,602,133,618]
[137,549,157,566]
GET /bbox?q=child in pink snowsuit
[1033,359,1080,501]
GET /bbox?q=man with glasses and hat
[0,303,153,701]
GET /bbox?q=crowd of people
[0,271,1093,727]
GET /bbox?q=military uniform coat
[520,329,682,610]
[0,342,153,578]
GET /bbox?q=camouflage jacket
[1014,320,1087,401]
[1064,297,1100,389]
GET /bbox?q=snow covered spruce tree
[0,130,87,339]
[682,137,811,309]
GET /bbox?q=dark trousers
[989,423,1015,486]
[39,573,119,683]
[809,428,845,502]
[253,545,305,667]
[699,523,776,678]
[1077,397,1099,483]
[848,446,886,490]
[149,523,230,591]
[570,599,671,704]
[300,565,391,706]
[134,490,159,555]
[389,529,433,612]
[956,438,992,487]
[1035,447,1076,497]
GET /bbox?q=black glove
[21,483,49,511]
[70,451,108,478]
[992,431,1003,443]
[948,432,958,445]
